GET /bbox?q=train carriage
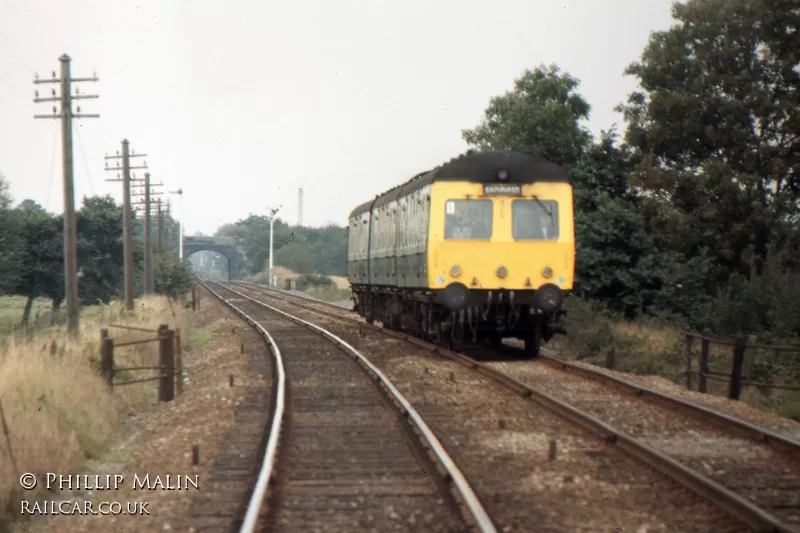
[347,151,574,358]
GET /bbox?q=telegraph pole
[33,54,99,337]
[166,200,172,251]
[159,199,165,253]
[132,174,162,294]
[104,142,147,310]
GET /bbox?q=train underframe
[350,285,567,358]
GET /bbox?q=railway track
[197,280,494,533]
[220,281,756,532]
[229,280,800,533]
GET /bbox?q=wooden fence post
[685,334,694,390]
[158,325,175,402]
[175,330,183,396]
[699,333,710,393]
[744,334,756,386]
[606,348,616,370]
[100,329,114,390]
[729,336,746,400]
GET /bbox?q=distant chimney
[298,187,304,226]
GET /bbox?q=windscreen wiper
[531,195,553,219]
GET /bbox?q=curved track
[232,280,800,533]
[200,280,495,533]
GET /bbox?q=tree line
[0,177,193,327]
[216,0,797,342]
[460,0,799,342]
[215,217,347,278]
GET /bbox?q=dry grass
[0,295,188,532]
[306,285,352,303]
[245,267,352,303]
[554,298,800,420]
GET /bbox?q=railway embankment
[3,291,260,533]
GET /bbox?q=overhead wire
[73,126,96,196]
[44,124,58,212]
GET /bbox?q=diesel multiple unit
[346,151,574,357]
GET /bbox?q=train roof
[348,151,571,218]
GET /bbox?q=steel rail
[536,355,800,454]
[198,280,287,533]
[235,280,800,452]
[211,281,499,533]
[231,280,800,533]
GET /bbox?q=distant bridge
[183,236,246,280]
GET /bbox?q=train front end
[427,166,574,357]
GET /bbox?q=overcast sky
[0,0,677,236]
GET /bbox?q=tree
[618,0,800,281]
[274,243,315,275]
[12,200,63,325]
[154,251,194,299]
[216,217,347,276]
[461,64,592,166]
[76,195,125,305]
[0,172,23,295]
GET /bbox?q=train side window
[444,199,492,240]
[512,200,559,240]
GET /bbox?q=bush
[154,252,194,299]
[701,251,800,343]
[557,295,684,378]
[298,274,333,289]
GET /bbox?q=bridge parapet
[183,238,245,280]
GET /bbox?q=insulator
[34,72,39,80]
[52,88,56,96]
[35,90,39,98]
[77,106,81,112]
[51,71,56,78]
[52,106,56,113]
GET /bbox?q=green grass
[0,295,55,337]
[776,394,800,421]
[188,330,215,351]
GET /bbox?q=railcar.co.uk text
[18,472,200,516]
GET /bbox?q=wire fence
[684,332,800,400]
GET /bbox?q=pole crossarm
[102,139,147,311]
[104,154,147,159]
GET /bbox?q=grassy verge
[0,295,189,532]
[0,296,58,337]
[305,285,352,303]
[188,330,215,350]
[244,268,352,304]
[552,296,800,420]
